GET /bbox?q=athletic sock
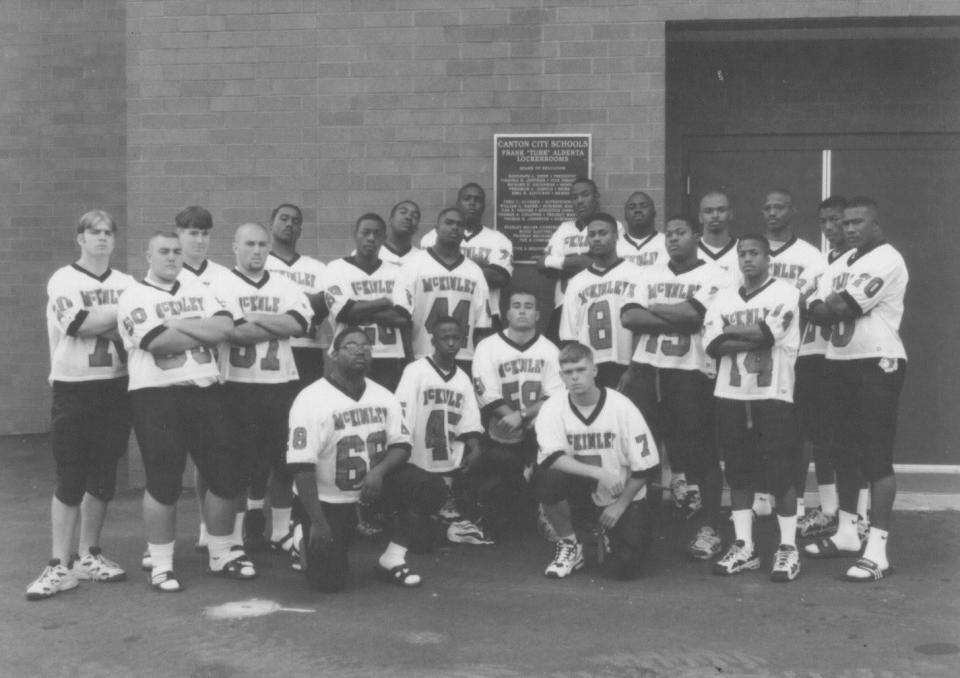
[247,498,265,512]
[819,483,839,516]
[231,512,244,547]
[207,535,236,571]
[752,493,772,516]
[831,510,861,550]
[862,527,889,569]
[731,509,754,550]
[197,522,209,547]
[148,541,175,575]
[856,488,870,521]
[777,513,798,548]
[379,541,408,570]
[796,497,805,517]
[271,507,292,542]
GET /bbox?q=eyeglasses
[339,341,372,353]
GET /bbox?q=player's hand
[597,470,624,498]
[496,411,524,434]
[460,447,482,472]
[360,467,385,503]
[616,369,636,393]
[599,502,626,529]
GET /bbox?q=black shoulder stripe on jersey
[287,462,316,475]
[66,309,89,337]
[140,324,166,351]
[287,310,309,334]
[234,318,248,326]
[394,305,412,322]
[335,299,356,324]
[758,320,775,347]
[839,290,864,317]
[687,298,707,318]
[389,442,413,455]
[621,302,646,315]
[480,398,507,417]
[487,263,511,281]
[213,310,233,319]
[630,470,647,479]
[539,450,565,469]
[705,335,726,360]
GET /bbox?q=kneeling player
[287,327,446,591]
[703,234,803,582]
[535,343,659,580]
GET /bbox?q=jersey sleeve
[470,340,503,408]
[471,272,493,330]
[282,281,313,332]
[394,363,419,427]
[456,386,484,438]
[799,256,827,304]
[322,263,352,322]
[419,230,437,249]
[47,272,88,336]
[620,400,659,473]
[535,399,570,465]
[286,390,324,468]
[841,251,907,316]
[557,282,580,342]
[542,227,567,268]
[540,350,565,399]
[384,393,413,450]
[762,287,800,345]
[489,234,514,276]
[118,289,165,352]
[701,295,725,353]
[392,262,416,317]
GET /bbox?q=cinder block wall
[0,0,126,434]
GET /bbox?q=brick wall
[0,0,126,434]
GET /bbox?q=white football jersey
[395,358,483,473]
[286,377,411,503]
[393,249,492,360]
[628,260,725,373]
[421,225,514,317]
[542,219,625,307]
[472,331,564,410]
[800,248,848,357]
[535,388,659,506]
[767,237,827,359]
[617,231,668,270]
[265,251,330,350]
[178,259,233,290]
[559,260,644,366]
[703,277,801,402]
[698,239,740,282]
[814,242,908,361]
[118,278,230,390]
[218,270,312,384]
[324,257,404,360]
[378,243,421,268]
[47,265,135,383]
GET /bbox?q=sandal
[375,563,422,588]
[208,548,258,581]
[843,557,892,582]
[802,537,861,559]
[150,570,184,593]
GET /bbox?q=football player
[395,317,490,544]
[393,207,492,371]
[325,213,410,391]
[380,200,422,268]
[620,215,727,558]
[421,184,513,329]
[803,197,908,582]
[558,213,643,388]
[118,231,256,592]
[287,326,446,591]
[265,203,329,388]
[703,234,803,582]
[618,191,668,269]
[697,191,740,278]
[220,222,312,559]
[28,210,135,600]
[535,342,659,580]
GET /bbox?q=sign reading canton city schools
[494,134,591,263]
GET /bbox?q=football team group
[28,177,907,599]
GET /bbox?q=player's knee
[862,457,894,484]
[146,476,182,506]
[413,475,446,516]
[54,480,85,507]
[534,467,568,504]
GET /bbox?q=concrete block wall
[0,0,126,435]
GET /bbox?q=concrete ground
[2,434,959,678]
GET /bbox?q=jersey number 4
[88,336,127,367]
[425,409,462,462]
[426,298,471,347]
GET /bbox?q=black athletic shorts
[794,354,833,447]
[716,398,800,497]
[223,381,298,488]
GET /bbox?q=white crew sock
[818,483,838,516]
[777,513,798,548]
[752,493,772,516]
[207,534,236,571]
[148,541,175,576]
[197,522,209,547]
[831,510,861,550]
[231,511,244,546]
[862,527,889,569]
[796,497,805,517]
[731,509,754,550]
[247,498,265,512]
[271,507,292,542]
[856,488,871,521]
[379,542,408,570]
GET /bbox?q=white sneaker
[75,547,126,582]
[770,544,801,582]
[544,539,584,579]
[687,525,722,560]
[447,519,495,546]
[26,560,79,600]
[712,540,760,575]
[797,508,838,538]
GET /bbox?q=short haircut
[389,200,420,218]
[765,188,793,203]
[665,213,700,233]
[457,182,486,201]
[333,325,369,351]
[235,222,269,239]
[431,315,462,333]
[436,206,463,223]
[354,212,386,232]
[146,229,180,252]
[507,289,538,309]
[846,196,879,212]
[819,195,848,211]
[558,342,594,365]
[174,206,212,232]
[588,212,619,233]
[699,189,730,206]
[571,176,598,195]
[738,232,771,255]
[271,203,302,223]
[76,209,117,235]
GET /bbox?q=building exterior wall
[1,0,955,434]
